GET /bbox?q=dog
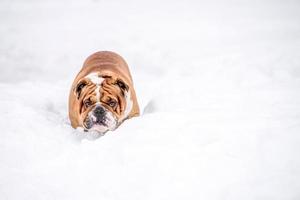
[69,51,140,134]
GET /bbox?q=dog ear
[75,81,87,99]
[115,78,129,93]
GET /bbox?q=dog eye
[84,100,92,108]
[108,99,117,108]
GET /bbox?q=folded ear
[115,78,129,93]
[74,81,87,99]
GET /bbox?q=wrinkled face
[74,72,132,134]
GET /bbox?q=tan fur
[69,51,140,129]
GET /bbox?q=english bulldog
[69,51,140,134]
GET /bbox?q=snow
[1,0,300,199]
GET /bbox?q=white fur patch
[95,85,101,102]
[86,72,104,85]
[105,111,118,131]
[85,72,104,102]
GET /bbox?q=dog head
[70,72,133,134]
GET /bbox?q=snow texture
[0,0,300,199]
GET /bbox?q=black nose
[93,106,105,117]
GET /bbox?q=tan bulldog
[69,51,140,134]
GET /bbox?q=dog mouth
[83,118,107,132]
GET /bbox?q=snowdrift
[0,0,300,199]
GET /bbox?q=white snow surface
[1,0,300,199]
